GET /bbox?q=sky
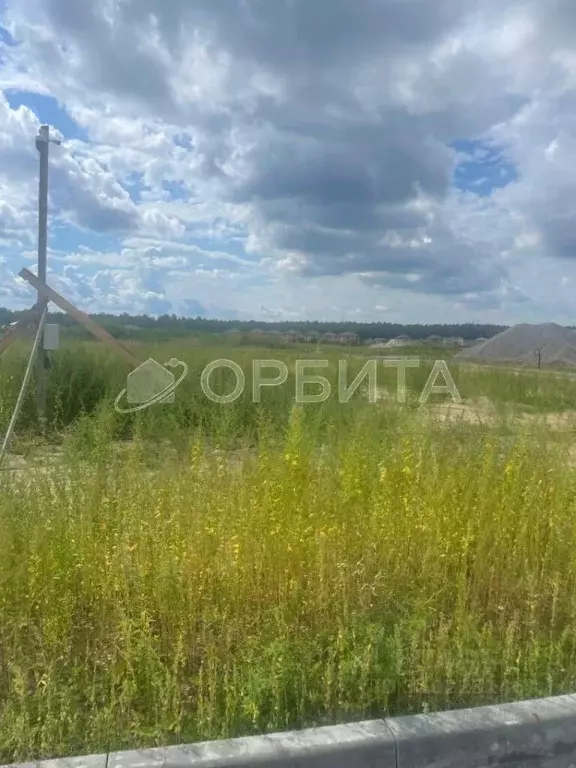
[0,0,575,323]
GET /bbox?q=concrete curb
[389,694,576,767]
[4,694,576,768]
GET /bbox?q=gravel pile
[455,323,576,366]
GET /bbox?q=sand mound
[456,323,576,367]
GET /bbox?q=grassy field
[2,339,576,761]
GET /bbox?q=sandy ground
[423,398,576,431]
[3,393,576,488]
[458,361,576,380]
[422,397,496,426]
[0,446,63,474]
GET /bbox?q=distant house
[426,334,444,345]
[386,334,417,348]
[366,337,388,347]
[322,332,340,343]
[284,329,301,342]
[444,336,465,347]
[340,332,360,346]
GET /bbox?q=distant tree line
[0,307,508,342]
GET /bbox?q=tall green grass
[1,402,576,760]
[0,341,441,443]
[2,340,576,761]
[3,339,576,439]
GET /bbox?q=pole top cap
[36,124,62,146]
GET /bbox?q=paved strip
[4,694,576,768]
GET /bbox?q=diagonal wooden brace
[19,268,142,368]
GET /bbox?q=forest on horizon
[0,305,507,343]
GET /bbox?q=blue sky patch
[162,180,189,201]
[48,227,120,259]
[124,172,145,203]
[173,133,193,150]
[0,24,15,46]
[192,234,255,262]
[0,23,16,66]
[452,139,518,196]
[5,90,88,142]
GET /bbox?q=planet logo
[114,358,188,414]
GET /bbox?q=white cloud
[1,0,576,321]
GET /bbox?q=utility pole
[35,125,60,433]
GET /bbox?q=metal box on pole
[43,324,60,351]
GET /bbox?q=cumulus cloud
[1,0,576,319]
[0,93,141,237]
